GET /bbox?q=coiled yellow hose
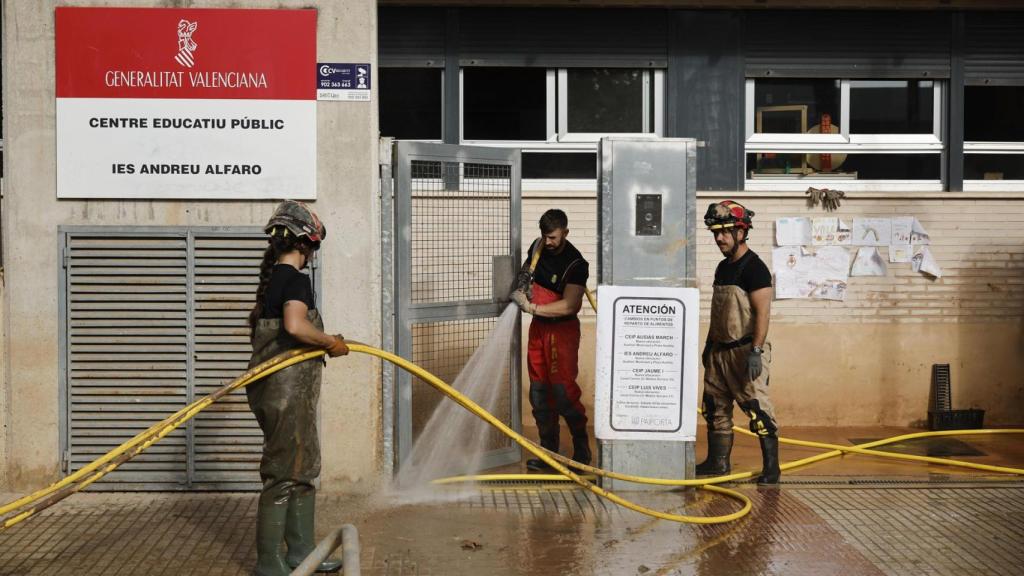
[2,343,1022,532]
[349,343,752,524]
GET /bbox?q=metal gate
[59,227,317,490]
[384,141,522,474]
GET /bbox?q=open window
[745,79,943,191]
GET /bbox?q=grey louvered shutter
[379,7,446,67]
[190,233,267,490]
[744,11,951,79]
[62,228,318,491]
[459,8,668,68]
[965,12,1024,86]
[63,233,190,489]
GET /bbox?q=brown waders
[698,264,780,484]
[248,310,341,575]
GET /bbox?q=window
[964,86,1024,190]
[461,67,662,183]
[463,68,547,141]
[745,79,943,191]
[522,152,596,180]
[380,68,443,141]
[562,69,654,137]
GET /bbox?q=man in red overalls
[510,210,591,472]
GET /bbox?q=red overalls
[527,283,588,454]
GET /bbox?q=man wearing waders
[510,209,591,472]
[247,200,350,575]
[697,200,781,485]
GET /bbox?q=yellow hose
[2,342,1022,532]
[0,349,326,530]
[348,343,753,524]
[584,288,598,313]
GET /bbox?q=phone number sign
[317,63,371,102]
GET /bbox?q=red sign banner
[56,7,316,100]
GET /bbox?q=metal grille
[930,363,952,412]
[410,160,511,304]
[410,317,512,452]
[190,235,267,490]
[62,228,299,490]
[394,142,521,471]
[65,235,190,489]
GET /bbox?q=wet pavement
[1,426,1022,575]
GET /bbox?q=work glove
[513,269,534,301]
[747,347,763,381]
[325,335,350,357]
[701,341,711,369]
[510,290,532,313]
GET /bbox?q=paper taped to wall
[776,217,812,246]
[772,246,850,301]
[853,218,892,247]
[912,245,942,278]
[851,247,888,276]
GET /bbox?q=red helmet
[264,200,326,245]
[704,200,754,231]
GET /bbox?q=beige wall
[521,190,1024,428]
[1,0,381,492]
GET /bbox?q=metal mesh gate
[60,227,317,490]
[392,142,522,471]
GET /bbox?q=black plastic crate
[928,409,985,431]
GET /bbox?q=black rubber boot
[527,382,559,472]
[567,434,592,473]
[285,487,342,573]
[526,430,560,472]
[756,435,781,485]
[254,485,292,576]
[695,432,733,477]
[572,435,592,465]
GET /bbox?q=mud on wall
[520,192,1024,428]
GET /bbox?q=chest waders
[697,255,781,484]
[248,310,341,575]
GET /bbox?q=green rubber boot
[254,485,292,576]
[285,486,342,573]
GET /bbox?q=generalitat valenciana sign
[55,7,317,199]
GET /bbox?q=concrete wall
[521,191,1024,428]
[1,0,381,492]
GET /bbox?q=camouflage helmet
[704,200,754,231]
[264,200,326,245]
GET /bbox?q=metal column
[597,137,698,490]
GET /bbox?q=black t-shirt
[261,264,315,319]
[713,250,772,293]
[527,240,589,294]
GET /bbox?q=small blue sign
[316,63,371,101]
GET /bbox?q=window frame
[744,78,944,192]
[458,67,663,185]
[962,87,1024,191]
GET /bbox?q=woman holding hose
[247,200,349,575]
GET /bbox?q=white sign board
[594,286,699,442]
[55,8,317,199]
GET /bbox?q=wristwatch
[752,345,764,355]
